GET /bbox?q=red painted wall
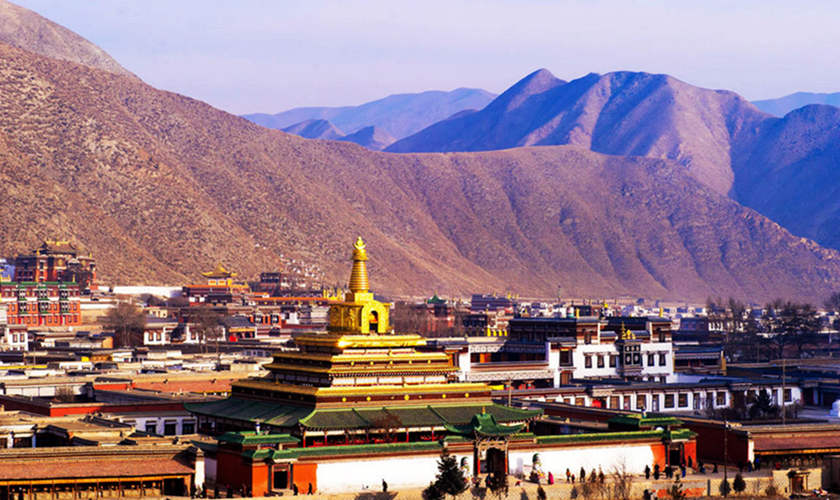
[293,463,317,494]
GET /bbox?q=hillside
[0,0,133,77]
[339,126,395,151]
[387,69,840,253]
[753,92,840,117]
[244,88,496,140]
[282,119,344,140]
[1,42,839,301]
[387,69,767,196]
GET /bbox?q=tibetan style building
[188,239,540,491]
[188,239,697,496]
[189,238,538,441]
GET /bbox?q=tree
[188,305,223,354]
[101,302,146,347]
[610,462,634,500]
[668,477,685,500]
[719,478,731,497]
[431,448,468,499]
[423,482,444,500]
[748,389,779,420]
[732,473,746,495]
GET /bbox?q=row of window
[583,352,668,368]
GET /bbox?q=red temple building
[12,240,96,290]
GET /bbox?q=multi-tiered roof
[188,238,539,441]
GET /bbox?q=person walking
[382,479,388,493]
[645,464,651,479]
[566,468,571,483]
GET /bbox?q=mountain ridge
[0,0,134,78]
[0,41,839,301]
[753,91,840,117]
[244,87,496,140]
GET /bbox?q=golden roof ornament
[348,237,369,293]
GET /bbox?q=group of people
[562,466,606,484]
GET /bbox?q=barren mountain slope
[282,119,345,140]
[0,0,133,77]
[1,42,839,301]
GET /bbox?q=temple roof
[187,399,540,431]
[201,262,237,279]
[444,412,526,437]
[185,398,312,427]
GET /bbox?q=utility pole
[782,358,786,426]
[507,379,513,407]
[723,419,729,495]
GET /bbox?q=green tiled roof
[608,414,683,429]
[269,441,443,461]
[536,429,665,445]
[299,404,541,431]
[445,412,526,437]
[218,431,299,446]
[185,398,313,427]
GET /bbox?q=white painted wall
[509,443,655,477]
[317,454,441,493]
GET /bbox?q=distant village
[0,239,839,499]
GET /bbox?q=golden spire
[348,237,369,293]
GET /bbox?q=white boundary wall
[316,451,472,493]
[509,443,655,477]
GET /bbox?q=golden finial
[348,237,369,293]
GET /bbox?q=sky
[13,0,840,115]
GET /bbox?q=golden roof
[201,262,237,279]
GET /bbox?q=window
[716,392,726,406]
[584,333,592,345]
[584,356,592,369]
[597,355,605,368]
[784,389,792,403]
[678,393,688,408]
[647,353,655,366]
[693,393,701,410]
[659,353,666,366]
[181,421,196,434]
[664,394,675,408]
[559,350,572,366]
[624,354,632,364]
[609,355,617,368]
[163,421,177,436]
[145,422,158,435]
[659,376,667,384]
[636,395,646,410]
[706,392,714,408]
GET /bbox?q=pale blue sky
[14,0,840,114]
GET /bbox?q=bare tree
[188,305,223,354]
[101,302,146,347]
[610,462,634,500]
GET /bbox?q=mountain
[1,42,840,301]
[339,126,395,151]
[753,92,840,117]
[0,0,133,78]
[243,88,496,140]
[388,69,767,196]
[281,119,344,140]
[386,69,840,255]
[280,120,395,150]
[732,104,840,250]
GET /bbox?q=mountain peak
[0,0,134,78]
